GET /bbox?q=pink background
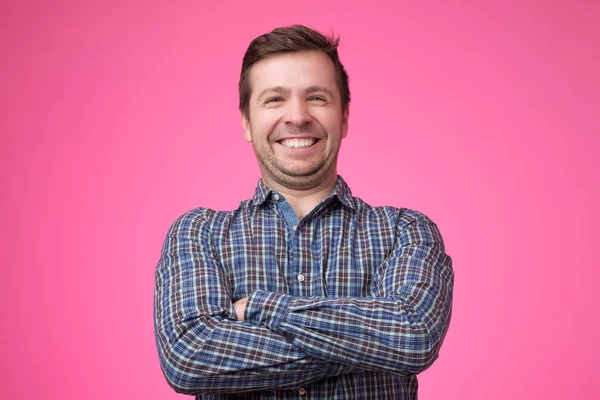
[1,1,599,399]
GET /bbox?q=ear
[241,112,252,142]
[341,106,350,139]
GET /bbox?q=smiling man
[154,25,454,399]
[241,50,347,205]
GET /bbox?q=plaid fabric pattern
[154,176,453,399]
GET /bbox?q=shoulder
[351,197,444,242]
[166,199,255,236]
[166,203,239,232]
[352,197,433,226]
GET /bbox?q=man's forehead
[248,51,338,95]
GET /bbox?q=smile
[278,138,319,149]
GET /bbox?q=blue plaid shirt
[154,176,453,399]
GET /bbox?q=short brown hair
[238,25,350,119]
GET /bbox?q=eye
[265,97,283,104]
[309,96,326,102]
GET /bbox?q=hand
[233,296,249,321]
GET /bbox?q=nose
[284,98,312,127]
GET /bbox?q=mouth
[277,138,319,149]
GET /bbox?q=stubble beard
[253,142,340,191]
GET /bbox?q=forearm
[155,313,357,395]
[244,291,447,375]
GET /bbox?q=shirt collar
[252,179,272,206]
[251,175,355,210]
[332,175,355,210]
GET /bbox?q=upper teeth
[280,138,317,149]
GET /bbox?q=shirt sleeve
[154,210,360,395]
[244,210,454,375]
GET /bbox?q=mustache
[274,124,321,138]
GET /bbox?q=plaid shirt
[154,176,453,399]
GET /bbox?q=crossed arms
[153,209,454,395]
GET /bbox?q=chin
[278,168,335,188]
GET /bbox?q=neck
[263,173,338,219]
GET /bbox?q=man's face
[242,50,349,190]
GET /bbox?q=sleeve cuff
[245,290,292,332]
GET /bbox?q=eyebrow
[305,86,336,98]
[256,86,289,102]
[256,86,336,102]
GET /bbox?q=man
[154,25,453,399]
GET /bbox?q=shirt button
[299,387,306,395]
[273,194,280,201]
[292,225,298,231]
[297,274,305,282]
